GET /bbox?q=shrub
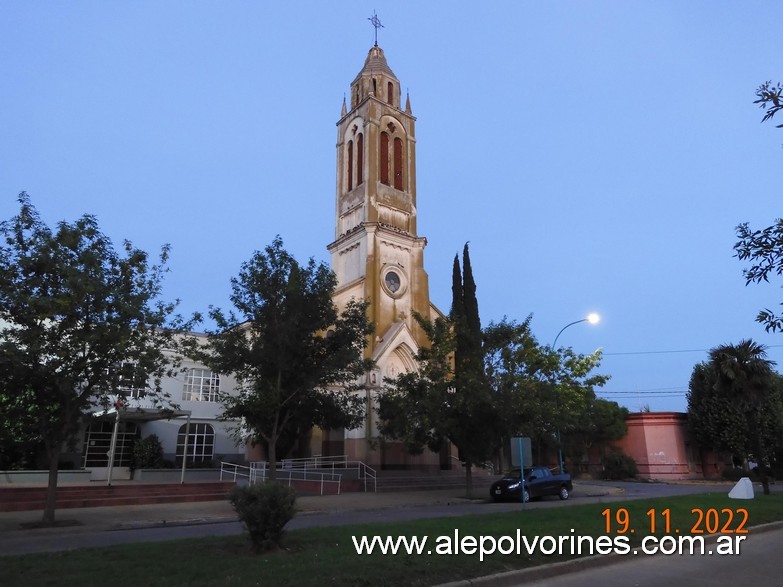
[722,466,776,483]
[228,482,296,552]
[721,467,747,482]
[131,434,164,470]
[601,451,638,480]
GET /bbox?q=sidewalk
[0,482,621,540]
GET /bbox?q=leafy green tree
[483,317,553,464]
[735,219,783,332]
[189,237,372,480]
[0,193,180,523]
[377,314,456,455]
[687,339,783,494]
[567,398,628,472]
[553,347,611,466]
[482,317,610,470]
[734,81,783,332]
[0,386,45,470]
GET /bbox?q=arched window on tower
[372,78,377,95]
[387,81,394,106]
[347,140,353,191]
[380,132,390,186]
[357,133,364,186]
[393,137,404,190]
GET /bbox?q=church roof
[352,45,398,84]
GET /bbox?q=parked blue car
[490,466,572,502]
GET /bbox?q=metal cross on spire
[368,11,383,46]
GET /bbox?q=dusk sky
[3,2,782,413]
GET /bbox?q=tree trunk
[43,445,62,524]
[761,475,771,495]
[267,438,277,482]
[465,462,473,499]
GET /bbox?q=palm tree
[709,339,773,397]
[708,339,777,494]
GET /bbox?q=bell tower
[328,43,435,352]
[327,42,444,468]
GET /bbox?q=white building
[77,338,244,481]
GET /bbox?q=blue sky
[2,2,782,412]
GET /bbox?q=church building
[321,42,448,470]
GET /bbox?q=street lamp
[553,313,600,350]
[551,313,601,473]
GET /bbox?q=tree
[483,317,553,465]
[754,81,783,127]
[734,81,783,332]
[0,193,180,523]
[735,219,783,332]
[379,245,496,497]
[567,398,628,472]
[448,244,496,495]
[482,317,610,471]
[687,339,783,494]
[377,314,456,456]
[553,347,611,468]
[190,237,373,480]
[0,386,45,470]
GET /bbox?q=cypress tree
[461,243,482,364]
[452,243,495,496]
[451,254,466,377]
[450,254,463,320]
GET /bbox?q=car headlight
[507,481,521,490]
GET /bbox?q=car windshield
[505,468,533,477]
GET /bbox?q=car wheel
[559,486,569,501]
[523,489,530,503]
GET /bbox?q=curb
[112,516,239,530]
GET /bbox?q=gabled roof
[372,320,419,373]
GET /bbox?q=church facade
[320,44,449,470]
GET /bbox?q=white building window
[108,362,147,398]
[176,423,215,465]
[182,368,220,402]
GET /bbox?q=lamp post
[551,313,600,474]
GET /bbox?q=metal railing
[360,461,377,493]
[258,467,342,495]
[219,462,254,483]
[220,456,376,493]
[272,455,376,493]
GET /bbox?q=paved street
[0,482,623,557]
[515,524,783,587]
[0,480,773,586]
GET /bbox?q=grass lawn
[3,493,782,587]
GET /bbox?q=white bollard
[728,476,755,499]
